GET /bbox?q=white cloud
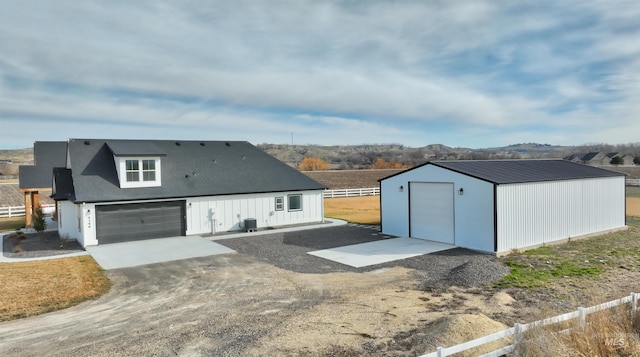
[1,0,639,148]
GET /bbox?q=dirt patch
[2,221,640,355]
[302,169,402,189]
[0,183,53,207]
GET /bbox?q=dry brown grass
[628,198,640,217]
[515,306,640,356]
[0,217,25,232]
[324,196,380,225]
[0,256,111,321]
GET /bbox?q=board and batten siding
[495,176,626,253]
[57,200,81,245]
[185,190,324,235]
[380,165,495,253]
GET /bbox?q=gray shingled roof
[380,159,625,184]
[106,141,167,156]
[431,159,625,184]
[52,168,75,201]
[19,141,68,189]
[59,139,325,203]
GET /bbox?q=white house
[52,139,325,247]
[379,160,627,255]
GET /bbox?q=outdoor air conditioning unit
[244,218,257,232]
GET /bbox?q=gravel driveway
[0,224,508,356]
[218,223,508,287]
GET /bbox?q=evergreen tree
[32,206,47,237]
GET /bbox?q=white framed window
[125,160,140,182]
[116,157,161,188]
[275,197,284,211]
[142,160,156,181]
[288,194,302,211]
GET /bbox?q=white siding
[381,165,495,252]
[57,201,98,247]
[57,200,80,244]
[185,190,324,235]
[496,176,626,253]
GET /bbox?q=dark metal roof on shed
[433,159,625,184]
[59,139,325,203]
[19,141,68,189]
[380,159,625,185]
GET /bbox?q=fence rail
[628,179,640,186]
[421,292,640,357]
[323,187,380,198]
[0,204,55,218]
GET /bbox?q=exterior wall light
[398,185,404,192]
[458,188,464,195]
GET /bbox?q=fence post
[632,292,639,327]
[578,307,587,327]
[436,346,445,357]
[513,323,523,356]
[8,206,12,217]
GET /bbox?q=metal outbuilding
[379,160,627,255]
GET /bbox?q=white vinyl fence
[0,204,55,218]
[323,187,379,198]
[421,292,640,357]
[628,179,640,186]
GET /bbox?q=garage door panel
[410,182,454,244]
[96,201,185,244]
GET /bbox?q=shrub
[610,156,624,165]
[32,207,47,235]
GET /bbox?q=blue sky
[1,1,639,149]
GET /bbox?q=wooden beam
[24,191,33,227]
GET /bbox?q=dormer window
[107,141,166,189]
[116,157,162,188]
[125,159,157,182]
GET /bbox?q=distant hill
[0,148,33,164]
[257,143,574,169]
[1,142,637,173]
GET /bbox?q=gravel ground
[3,230,83,258]
[218,223,508,287]
[2,222,508,288]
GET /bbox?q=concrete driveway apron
[86,236,235,269]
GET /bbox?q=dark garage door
[96,201,185,244]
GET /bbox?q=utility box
[244,218,257,232]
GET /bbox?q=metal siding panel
[497,177,625,253]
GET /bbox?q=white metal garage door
[409,182,454,244]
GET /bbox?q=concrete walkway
[308,237,456,268]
